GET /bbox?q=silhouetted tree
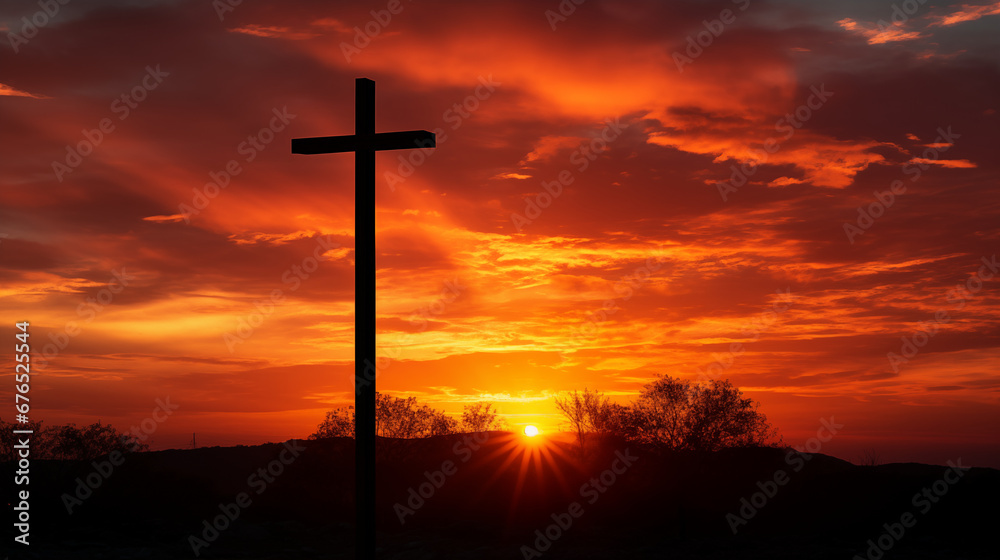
[683,379,777,451]
[461,402,507,432]
[48,422,147,460]
[310,406,354,438]
[554,388,607,451]
[551,377,778,452]
[310,393,461,440]
[0,419,146,461]
[592,401,644,440]
[633,375,692,448]
[424,408,458,436]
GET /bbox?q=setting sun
[523,425,539,437]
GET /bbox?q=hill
[2,433,996,559]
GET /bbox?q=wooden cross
[292,77,435,559]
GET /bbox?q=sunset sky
[2,0,998,467]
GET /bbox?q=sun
[523,425,539,437]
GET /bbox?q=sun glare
[523,425,539,437]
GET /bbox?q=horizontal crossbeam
[292,130,436,155]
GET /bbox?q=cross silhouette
[292,78,435,559]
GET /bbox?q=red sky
[2,0,998,467]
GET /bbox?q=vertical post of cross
[354,77,377,560]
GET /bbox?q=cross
[292,78,435,559]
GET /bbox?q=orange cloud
[0,83,49,98]
[229,25,318,40]
[908,158,977,168]
[837,18,926,44]
[649,129,885,188]
[929,1,1000,26]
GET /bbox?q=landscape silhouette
[3,380,997,558]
